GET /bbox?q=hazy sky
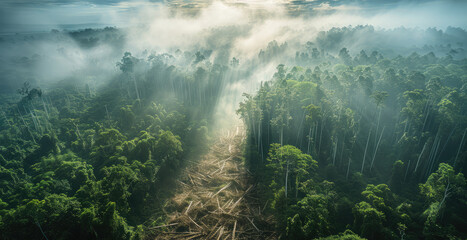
[0,0,466,32]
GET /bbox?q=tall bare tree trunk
[361,128,372,173]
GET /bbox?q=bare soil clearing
[151,126,277,240]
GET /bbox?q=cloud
[313,2,361,11]
[1,0,465,31]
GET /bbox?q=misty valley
[0,2,466,240]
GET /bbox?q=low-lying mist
[1,0,466,127]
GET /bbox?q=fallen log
[212,182,231,198]
[149,223,178,229]
[232,220,237,240]
[247,217,261,233]
[185,201,193,215]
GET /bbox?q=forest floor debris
[150,126,277,239]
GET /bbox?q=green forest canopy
[0,26,466,240]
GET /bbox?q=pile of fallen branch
[149,126,277,240]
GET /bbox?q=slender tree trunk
[17,107,35,143]
[402,119,409,136]
[424,136,438,178]
[427,139,441,178]
[437,126,457,160]
[260,140,264,163]
[267,120,270,147]
[393,113,401,144]
[370,126,385,172]
[296,111,305,146]
[437,180,451,215]
[251,115,256,143]
[454,128,466,168]
[307,125,312,154]
[29,111,39,132]
[105,105,111,126]
[333,137,339,166]
[407,120,412,136]
[414,142,428,173]
[375,107,381,146]
[318,117,324,156]
[280,126,284,146]
[421,100,431,132]
[404,159,411,181]
[285,160,289,198]
[346,158,351,180]
[258,119,261,152]
[314,121,318,149]
[35,221,49,240]
[361,128,372,173]
[340,134,346,164]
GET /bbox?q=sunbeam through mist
[0,0,466,239]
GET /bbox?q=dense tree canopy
[238,41,467,239]
[0,25,466,240]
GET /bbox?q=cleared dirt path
[151,126,277,240]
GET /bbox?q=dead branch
[149,223,178,229]
[232,220,237,240]
[185,201,193,215]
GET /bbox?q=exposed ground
[150,126,277,239]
